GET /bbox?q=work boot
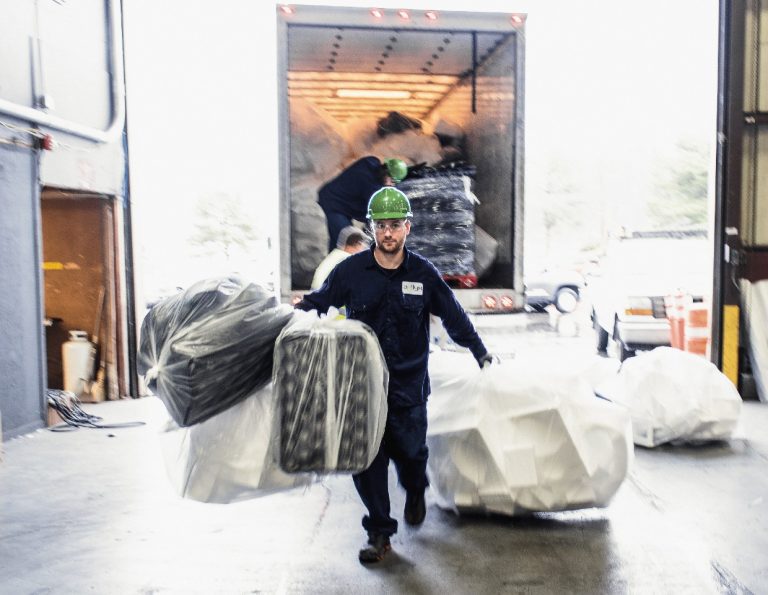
[358,533,391,564]
[404,489,426,526]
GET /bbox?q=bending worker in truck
[296,187,494,564]
[318,156,408,251]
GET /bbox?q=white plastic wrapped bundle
[367,129,442,166]
[289,98,350,181]
[744,280,768,402]
[138,276,294,427]
[291,180,330,288]
[344,116,380,158]
[160,384,312,504]
[597,347,742,447]
[427,350,633,516]
[273,311,389,474]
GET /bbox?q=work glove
[477,352,498,369]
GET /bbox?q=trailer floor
[1,393,766,595]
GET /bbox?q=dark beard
[376,236,404,254]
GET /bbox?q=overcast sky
[123,0,719,291]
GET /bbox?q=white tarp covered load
[744,279,768,402]
[160,384,312,504]
[427,350,633,516]
[597,347,742,447]
[272,310,389,474]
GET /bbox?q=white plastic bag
[272,310,389,474]
[598,347,742,447]
[427,350,633,516]
[160,384,312,504]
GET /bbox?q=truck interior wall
[427,35,519,287]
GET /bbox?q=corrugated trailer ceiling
[287,26,509,122]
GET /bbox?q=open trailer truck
[277,5,525,312]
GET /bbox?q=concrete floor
[3,310,767,594]
[1,395,767,594]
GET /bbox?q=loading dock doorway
[41,188,127,402]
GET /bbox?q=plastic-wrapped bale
[398,169,477,278]
[596,346,742,447]
[273,311,388,474]
[160,383,312,503]
[138,275,294,427]
[427,350,633,516]
[291,180,330,288]
[744,279,768,402]
[289,98,350,181]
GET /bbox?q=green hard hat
[384,158,408,183]
[367,187,413,220]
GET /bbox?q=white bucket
[62,330,96,396]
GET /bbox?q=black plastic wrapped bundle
[138,275,294,427]
[399,169,476,277]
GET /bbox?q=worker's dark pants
[320,206,352,252]
[353,403,429,538]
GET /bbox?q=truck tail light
[482,295,498,310]
[500,295,515,310]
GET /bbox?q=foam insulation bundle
[291,181,330,288]
[744,280,768,402]
[427,350,633,515]
[273,311,389,474]
[289,98,350,181]
[160,384,312,503]
[343,116,443,165]
[399,169,477,277]
[138,276,294,427]
[597,347,742,447]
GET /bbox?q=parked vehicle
[589,230,710,361]
[524,269,586,314]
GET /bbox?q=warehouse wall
[0,0,128,438]
[0,123,47,439]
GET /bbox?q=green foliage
[188,193,260,259]
[648,140,709,228]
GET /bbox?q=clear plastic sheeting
[291,182,331,288]
[427,350,633,516]
[160,384,312,504]
[597,347,742,447]
[744,280,768,402]
[290,98,350,182]
[399,170,477,277]
[138,276,294,427]
[343,116,442,165]
[273,310,388,474]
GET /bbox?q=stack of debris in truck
[287,103,498,288]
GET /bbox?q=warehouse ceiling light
[336,89,412,99]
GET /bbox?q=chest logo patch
[402,281,423,296]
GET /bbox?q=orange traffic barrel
[684,301,710,357]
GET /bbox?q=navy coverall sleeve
[295,266,345,314]
[428,271,488,364]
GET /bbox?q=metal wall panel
[0,126,46,439]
